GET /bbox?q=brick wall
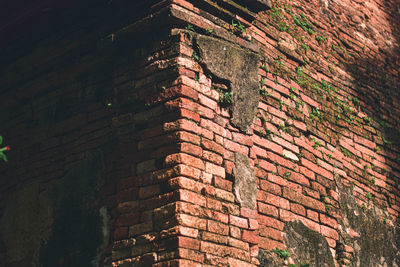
[0,0,399,266]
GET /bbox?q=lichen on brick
[194,34,261,133]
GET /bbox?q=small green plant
[301,42,310,52]
[192,51,199,61]
[382,136,393,146]
[217,89,233,106]
[279,123,290,133]
[261,64,269,72]
[366,192,373,201]
[283,172,291,179]
[0,136,10,162]
[370,176,376,184]
[363,116,371,123]
[340,147,352,157]
[275,56,285,67]
[315,35,327,44]
[311,107,322,119]
[293,13,314,35]
[206,27,213,35]
[352,97,360,107]
[185,24,194,31]
[194,73,199,82]
[260,88,271,99]
[271,248,290,260]
[312,138,322,149]
[232,20,246,34]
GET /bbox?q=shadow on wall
[320,0,400,266]
[321,0,400,265]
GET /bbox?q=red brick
[178,248,204,263]
[240,207,258,219]
[259,237,284,250]
[320,214,338,229]
[307,209,319,222]
[320,225,339,240]
[165,153,205,170]
[202,231,228,244]
[208,220,229,235]
[258,202,279,217]
[242,230,259,244]
[270,135,299,154]
[179,189,207,207]
[178,226,199,238]
[259,226,283,241]
[176,131,201,145]
[215,188,234,202]
[198,94,218,111]
[202,150,223,165]
[213,211,229,224]
[257,214,284,230]
[224,138,249,155]
[229,237,250,250]
[253,136,283,154]
[205,162,225,178]
[178,213,207,230]
[354,135,376,150]
[179,108,200,122]
[214,176,232,191]
[257,159,278,173]
[290,202,306,216]
[268,152,299,172]
[260,180,282,195]
[301,158,333,180]
[267,173,288,187]
[179,142,203,157]
[200,118,225,137]
[232,132,253,146]
[301,93,319,108]
[230,215,248,228]
[201,138,225,155]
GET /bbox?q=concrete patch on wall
[283,220,334,267]
[194,34,261,132]
[336,179,400,266]
[233,152,257,209]
[0,149,109,267]
[259,220,334,267]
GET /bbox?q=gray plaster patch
[195,34,261,132]
[233,152,257,209]
[336,179,400,267]
[283,220,335,267]
[259,220,334,267]
[258,249,283,267]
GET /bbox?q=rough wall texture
[0,0,399,266]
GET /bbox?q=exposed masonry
[0,0,399,266]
